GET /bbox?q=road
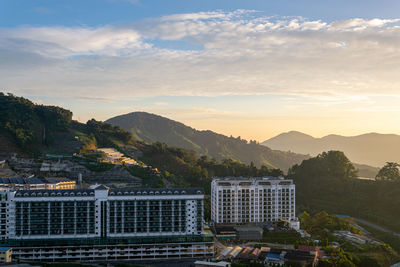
[335,214,400,237]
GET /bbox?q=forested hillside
[139,142,283,193]
[289,151,400,233]
[106,112,309,171]
[0,93,137,156]
[0,93,72,154]
[0,93,284,196]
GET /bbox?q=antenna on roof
[78,173,82,189]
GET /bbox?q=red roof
[298,245,324,259]
[298,245,319,252]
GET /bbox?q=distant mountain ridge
[262,131,400,167]
[106,112,309,171]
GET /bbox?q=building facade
[0,186,213,261]
[0,247,12,263]
[211,177,295,224]
[0,177,46,191]
[44,177,76,190]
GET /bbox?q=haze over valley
[263,131,400,168]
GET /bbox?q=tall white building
[211,177,296,224]
[0,186,213,262]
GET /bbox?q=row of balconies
[15,246,212,255]
[15,250,213,259]
[218,192,294,197]
[19,206,187,212]
[14,244,212,253]
[14,242,211,253]
[15,250,213,261]
[21,202,189,208]
[218,197,293,201]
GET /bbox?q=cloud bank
[1,10,400,100]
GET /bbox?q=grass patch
[126,165,164,187]
[262,230,303,244]
[83,162,114,172]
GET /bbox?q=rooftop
[44,177,73,183]
[266,253,281,260]
[213,176,286,181]
[298,245,320,252]
[284,250,317,262]
[0,177,44,185]
[15,189,95,198]
[109,188,204,196]
[13,187,204,198]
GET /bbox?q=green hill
[0,93,285,196]
[106,112,308,171]
[0,93,136,156]
[0,93,73,155]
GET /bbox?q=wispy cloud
[0,26,147,58]
[2,11,400,101]
[153,102,168,106]
[74,96,116,103]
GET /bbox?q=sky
[1,0,400,141]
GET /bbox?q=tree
[0,93,73,150]
[319,151,357,181]
[319,246,358,267]
[300,211,311,226]
[376,162,400,181]
[288,151,357,197]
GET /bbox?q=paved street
[335,214,400,237]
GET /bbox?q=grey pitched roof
[26,177,45,184]
[14,189,95,198]
[12,187,204,198]
[108,188,204,196]
[0,177,45,185]
[94,184,109,190]
[213,176,285,181]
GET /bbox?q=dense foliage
[83,162,114,172]
[262,230,302,244]
[299,211,399,266]
[126,165,164,188]
[85,119,133,146]
[318,246,379,267]
[301,211,361,239]
[376,162,400,181]
[0,93,135,157]
[140,141,284,193]
[0,93,72,152]
[288,151,357,192]
[289,151,400,236]
[72,119,134,153]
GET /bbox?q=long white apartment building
[0,185,213,262]
[211,177,296,224]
